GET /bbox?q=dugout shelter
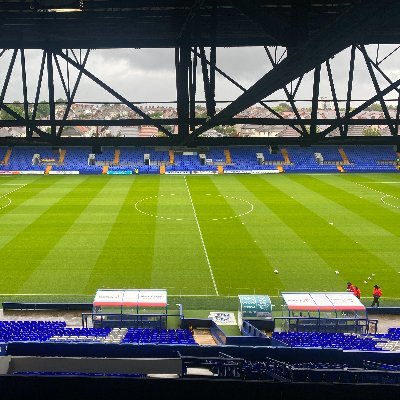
[238,295,274,333]
[86,289,174,329]
[278,292,376,334]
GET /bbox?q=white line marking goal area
[356,182,400,210]
[184,176,219,296]
[0,184,27,211]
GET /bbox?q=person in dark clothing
[371,285,382,307]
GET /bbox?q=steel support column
[176,45,191,137]
[310,64,321,137]
[46,51,56,138]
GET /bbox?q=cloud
[0,45,399,107]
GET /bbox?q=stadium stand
[0,145,398,174]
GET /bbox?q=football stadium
[1,1,400,399]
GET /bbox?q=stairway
[102,328,128,344]
[169,149,175,164]
[337,165,345,173]
[58,148,66,164]
[45,165,52,174]
[338,147,350,164]
[281,148,291,164]
[113,148,120,165]
[193,328,217,346]
[102,166,109,174]
[3,148,12,165]
[277,165,284,173]
[224,148,232,164]
[160,165,166,174]
[217,165,224,174]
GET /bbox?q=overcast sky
[1,44,399,109]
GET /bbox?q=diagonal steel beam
[326,59,344,137]
[56,50,173,137]
[360,45,396,136]
[53,54,71,102]
[192,49,304,136]
[189,0,400,140]
[57,50,90,137]
[316,77,400,140]
[265,46,307,137]
[0,49,17,110]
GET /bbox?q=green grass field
[0,173,399,307]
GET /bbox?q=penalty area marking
[356,182,400,209]
[0,184,27,211]
[184,176,219,297]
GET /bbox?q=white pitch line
[184,175,219,296]
[356,182,400,209]
[0,184,27,210]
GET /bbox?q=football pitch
[0,173,399,305]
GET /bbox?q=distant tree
[56,98,67,103]
[151,111,164,119]
[366,103,382,112]
[363,127,381,136]
[215,125,236,136]
[273,102,292,113]
[36,101,50,118]
[0,102,24,120]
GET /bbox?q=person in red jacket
[353,286,361,299]
[346,282,355,293]
[371,285,382,307]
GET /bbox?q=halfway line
[184,176,219,296]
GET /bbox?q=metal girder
[326,59,344,137]
[47,51,56,138]
[316,76,400,140]
[192,49,303,135]
[176,46,191,136]
[55,50,173,137]
[264,46,307,137]
[0,118,398,128]
[310,64,321,137]
[189,0,400,141]
[57,50,90,137]
[20,49,29,138]
[360,45,396,136]
[0,136,398,149]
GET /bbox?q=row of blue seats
[272,332,384,351]
[121,328,197,345]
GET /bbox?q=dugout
[278,292,375,334]
[86,289,174,329]
[238,295,274,333]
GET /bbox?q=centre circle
[134,193,254,221]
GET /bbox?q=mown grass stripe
[0,176,109,293]
[19,177,133,294]
[213,175,337,293]
[85,176,161,292]
[150,176,218,295]
[186,175,281,296]
[264,174,398,296]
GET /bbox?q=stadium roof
[0,1,400,48]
